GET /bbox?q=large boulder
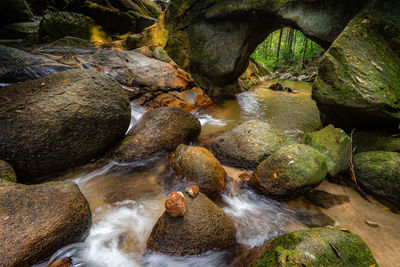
[303,125,350,177]
[113,107,201,161]
[312,12,400,130]
[0,21,40,39]
[0,69,131,182]
[244,227,377,266]
[0,180,91,267]
[0,160,17,182]
[66,0,160,34]
[353,130,400,153]
[170,144,226,197]
[39,11,109,42]
[84,50,196,91]
[354,151,400,207]
[138,0,370,96]
[0,45,72,84]
[147,192,236,255]
[0,0,33,26]
[250,144,327,200]
[207,120,294,168]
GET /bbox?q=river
[37,80,400,267]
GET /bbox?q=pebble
[165,191,186,217]
[185,185,199,198]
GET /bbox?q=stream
[38,80,400,267]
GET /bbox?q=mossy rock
[250,144,327,200]
[312,14,400,130]
[0,0,33,25]
[208,120,294,168]
[0,160,17,183]
[170,144,226,197]
[247,227,377,266]
[39,11,110,42]
[34,36,98,54]
[0,21,40,39]
[354,151,400,207]
[353,131,400,153]
[303,125,350,177]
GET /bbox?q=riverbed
[39,80,400,267]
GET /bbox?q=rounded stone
[165,191,186,217]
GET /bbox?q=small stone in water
[165,191,186,217]
[186,185,199,198]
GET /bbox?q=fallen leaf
[365,220,379,228]
[263,132,267,135]
[17,82,23,85]
[135,139,139,143]
[286,155,293,160]
[288,160,295,165]
[368,264,376,267]
[340,228,351,233]
[355,76,367,86]
[329,242,342,258]
[15,110,23,113]
[279,138,283,142]
[41,82,45,86]
[62,79,69,83]
[273,172,278,179]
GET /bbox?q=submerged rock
[312,13,400,130]
[0,160,17,182]
[113,107,201,161]
[0,45,72,83]
[0,69,131,182]
[354,151,400,207]
[170,144,226,197]
[250,144,327,200]
[208,120,294,168]
[303,125,351,177]
[165,191,186,217]
[244,227,377,266]
[0,180,91,267]
[147,192,236,255]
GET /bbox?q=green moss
[0,160,17,183]
[251,227,378,266]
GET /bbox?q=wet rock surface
[165,191,186,217]
[113,107,201,161]
[208,120,294,168]
[0,69,131,182]
[170,144,226,197]
[312,9,400,130]
[147,192,236,255]
[303,125,351,177]
[250,144,327,200]
[305,189,350,209]
[243,227,377,266]
[354,151,400,207]
[0,180,91,267]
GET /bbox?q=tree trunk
[276,29,283,59]
[291,30,297,59]
[300,37,308,69]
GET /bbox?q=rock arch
[139,0,372,96]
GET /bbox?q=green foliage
[250,27,325,71]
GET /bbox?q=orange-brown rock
[47,257,73,267]
[170,144,226,197]
[185,185,199,198]
[165,191,186,217]
[0,180,91,267]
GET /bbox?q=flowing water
[38,80,400,267]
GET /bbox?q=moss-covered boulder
[39,11,109,42]
[113,107,201,162]
[312,12,400,130]
[353,131,400,153]
[239,59,272,90]
[0,160,16,182]
[0,21,39,39]
[208,120,294,168]
[0,0,33,25]
[0,69,131,182]
[354,151,400,207]
[170,144,226,197]
[250,144,327,200]
[147,192,236,255]
[303,125,350,177]
[0,180,91,267]
[246,227,377,266]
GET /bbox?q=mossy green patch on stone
[354,151,400,207]
[250,227,378,267]
[0,160,17,183]
[303,125,350,177]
